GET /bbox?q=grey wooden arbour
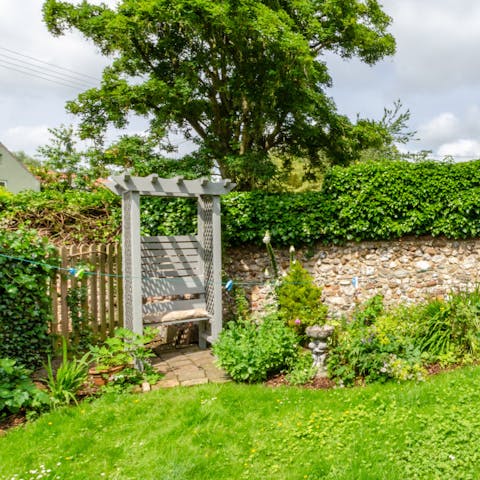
[105,174,235,348]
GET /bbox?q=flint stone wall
[224,236,480,316]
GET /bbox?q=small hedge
[0,230,58,368]
[3,160,480,246]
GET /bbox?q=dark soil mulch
[425,362,469,376]
[265,361,473,390]
[0,413,26,436]
[265,373,336,389]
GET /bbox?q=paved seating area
[151,346,230,388]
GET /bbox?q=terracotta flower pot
[88,364,126,386]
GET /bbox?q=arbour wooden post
[122,190,142,334]
[197,195,223,346]
[197,196,207,348]
[105,174,235,347]
[211,195,223,341]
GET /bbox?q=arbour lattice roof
[105,174,235,197]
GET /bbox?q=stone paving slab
[167,358,196,368]
[152,345,230,388]
[187,351,217,361]
[177,369,206,383]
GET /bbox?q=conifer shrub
[276,261,328,335]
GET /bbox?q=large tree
[43,0,396,189]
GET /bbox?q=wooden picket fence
[50,243,123,341]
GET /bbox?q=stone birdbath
[305,324,335,378]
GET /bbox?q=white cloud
[383,0,480,93]
[0,0,106,94]
[327,0,480,156]
[417,113,461,146]
[0,1,110,154]
[437,139,480,159]
[408,105,480,156]
[3,125,50,154]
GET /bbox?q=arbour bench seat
[141,235,213,347]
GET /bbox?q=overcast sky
[1,0,480,160]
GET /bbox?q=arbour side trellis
[105,174,235,348]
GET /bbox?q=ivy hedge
[225,160,480,245]
[0,230,58,368]
[2,160,480,246]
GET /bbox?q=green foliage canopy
[37,125,86,187]
[43,0,395,189]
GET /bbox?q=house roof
[0,142,40,192]
[0,142,35,177]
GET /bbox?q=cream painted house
[0,143,40,193]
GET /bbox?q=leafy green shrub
[0,358,49,419]
[213,314,300,383]
[321,160,480,242]
[448,288,480,355]
[327,289,480,386]
[380,354,426,382]
[222,160,480,245]
[141,197,198,237]
[89,328,160,391]
[412,300,453,357]
[89,327,157,371]
[99,364,161,393]
[327,296,424,386]
[222,190,329,246]
[223,285,251,324]
[285,350,317,386]
[0,188,121,244]
[327,319,389,386]
[276,261,328,335]
[5,159,480,246]
[0,229,58,368]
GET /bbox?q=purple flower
[294,318,301,325]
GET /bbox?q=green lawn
[2,367,480,479]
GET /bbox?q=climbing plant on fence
[0,229,59,368]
